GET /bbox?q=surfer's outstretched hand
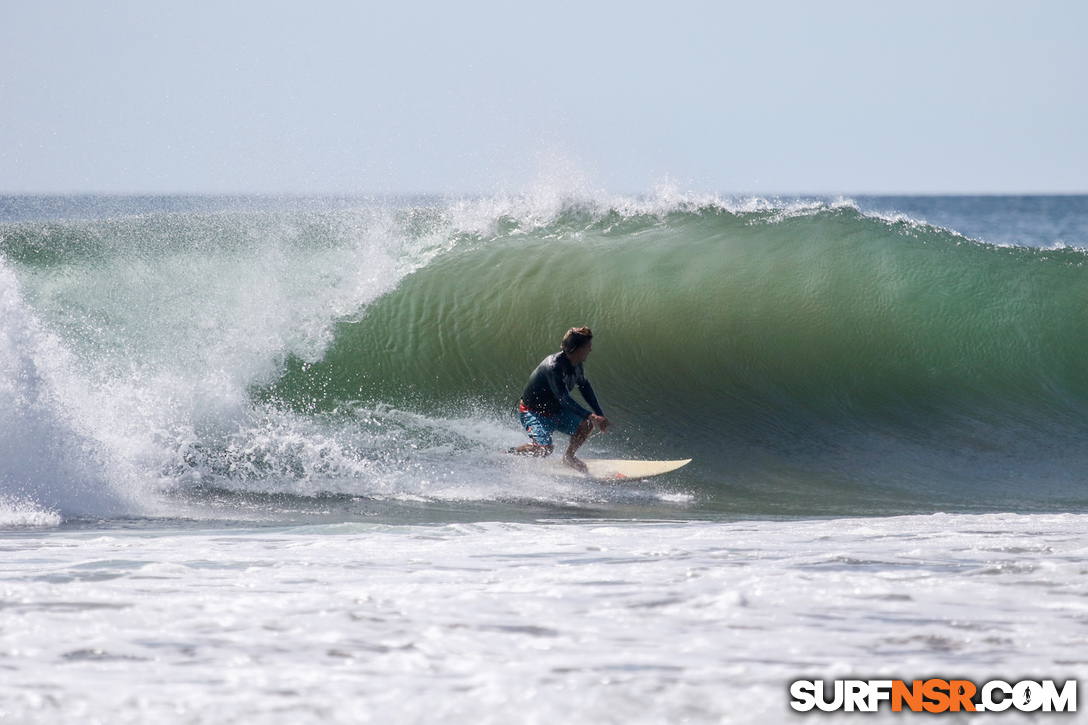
[590,414,611,433]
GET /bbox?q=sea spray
[0,260,132,519]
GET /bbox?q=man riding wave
[511,326,611,474]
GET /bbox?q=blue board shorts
[519,403,584,448]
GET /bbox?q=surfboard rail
[578,458,691,481]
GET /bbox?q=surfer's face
[568,341,592,365]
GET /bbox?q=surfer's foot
[510,443,553,457]
[563,453,589,475]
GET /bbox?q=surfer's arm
[575,375,610,432]
[550,378,593,420]
[540,363,593,419]
[576,377,604,418]
[557,388,610,434]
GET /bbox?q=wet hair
[561,326,593,353]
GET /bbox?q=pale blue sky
[2,0,1085,195]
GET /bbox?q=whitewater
[2,192,1088,722]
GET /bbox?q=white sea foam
[0,513,1083,723]
[0,495,61,527]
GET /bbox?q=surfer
[512,326,611,474]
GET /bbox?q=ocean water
[2,192,1087,722]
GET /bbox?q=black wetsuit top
[520,351,604,420]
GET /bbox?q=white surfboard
[551,458,691,481]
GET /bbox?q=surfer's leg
[514,408,556,456]
[563,419,592,474]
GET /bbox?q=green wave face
[266,205,1088,421]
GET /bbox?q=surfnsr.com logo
[790,679,1077,713]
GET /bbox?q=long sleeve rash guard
[520,351,604,420]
